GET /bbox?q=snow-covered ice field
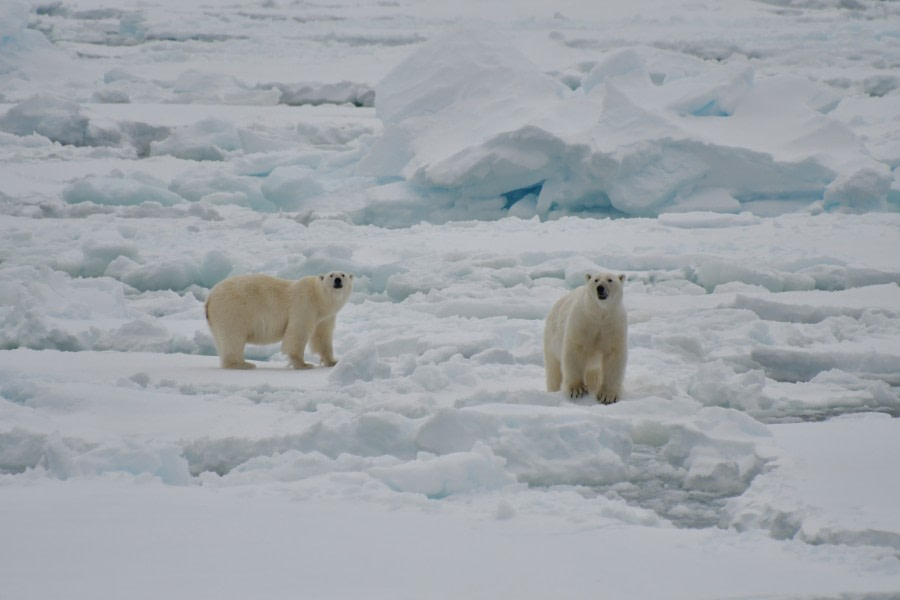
[2,0,900,598]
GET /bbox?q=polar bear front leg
[596,348,626,405]
[544,350,562,392]
[310,316,337,367]
[282,320,314,369]
[561,345,588,398]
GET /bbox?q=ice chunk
[0,95,90,146]
[80,238,141,278]
[822,166,891,213]
[115,260,203,292]
[667,66,753,118]
[63,174,184,207]
[169,70,281,106]
[261,165,325,211]
[360,33,891,220]
[581,49,649,93]
[272,81,375,107]
[368,442,515,498]
[328,344,391,384]
[416,406,632,487]
[373,30,562,126]
[666,189,742,214]
[359,30,564,184]
[150,118,242,161]
[751,346,900,385]
[96,318,184,353]
[658,210,759,228]
[76,441,193,485]
[694,260,815,293]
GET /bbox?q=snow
[2,0,900,598]
[727,413,900,548]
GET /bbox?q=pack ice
[359,32,892,218]
[1,1,900,599]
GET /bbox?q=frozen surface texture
[2,0,900,598]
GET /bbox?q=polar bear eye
[607,278,613,283]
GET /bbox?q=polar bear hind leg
[212,329,256,370]
[206,280,261,369]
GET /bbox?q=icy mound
[359,32,567,200]
[272,81,375,107]
[150,118,242,162]
[63,173,184,207]
[0,95,171,155]
[0,3,79,101]
[360,34,892,218]
[0,95,117,147]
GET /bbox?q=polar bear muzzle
[320,272,353,290]
[597,284,608,300]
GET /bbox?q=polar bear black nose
[334,277,343,289]
[597,285,608,300]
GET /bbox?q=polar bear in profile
[205,272,353,369]
[544,272,627,404]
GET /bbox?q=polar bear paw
[596,388,619,405]
[566,382,588,398]
[224,360,256,370]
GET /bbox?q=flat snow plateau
[1,0,900,599]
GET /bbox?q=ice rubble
[360,34,892,218]
[3,214,898,520]
[3,30,895,222]
[2,1,900,595]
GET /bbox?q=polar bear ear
[584,273,593,283]
[618,274,626,282]
[319,274,325,280]
[348,274,354,279]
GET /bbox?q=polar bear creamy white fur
[544,272,627,404]
[205,272,353,369]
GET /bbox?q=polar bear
[544,272,627,404]
[205,271,353,369]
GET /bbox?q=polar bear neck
[578,285,621,323]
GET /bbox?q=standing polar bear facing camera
[206,272,353,369]
[544,272,628,404]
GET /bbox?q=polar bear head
[584,271,625,305]
[320,271,354,294]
